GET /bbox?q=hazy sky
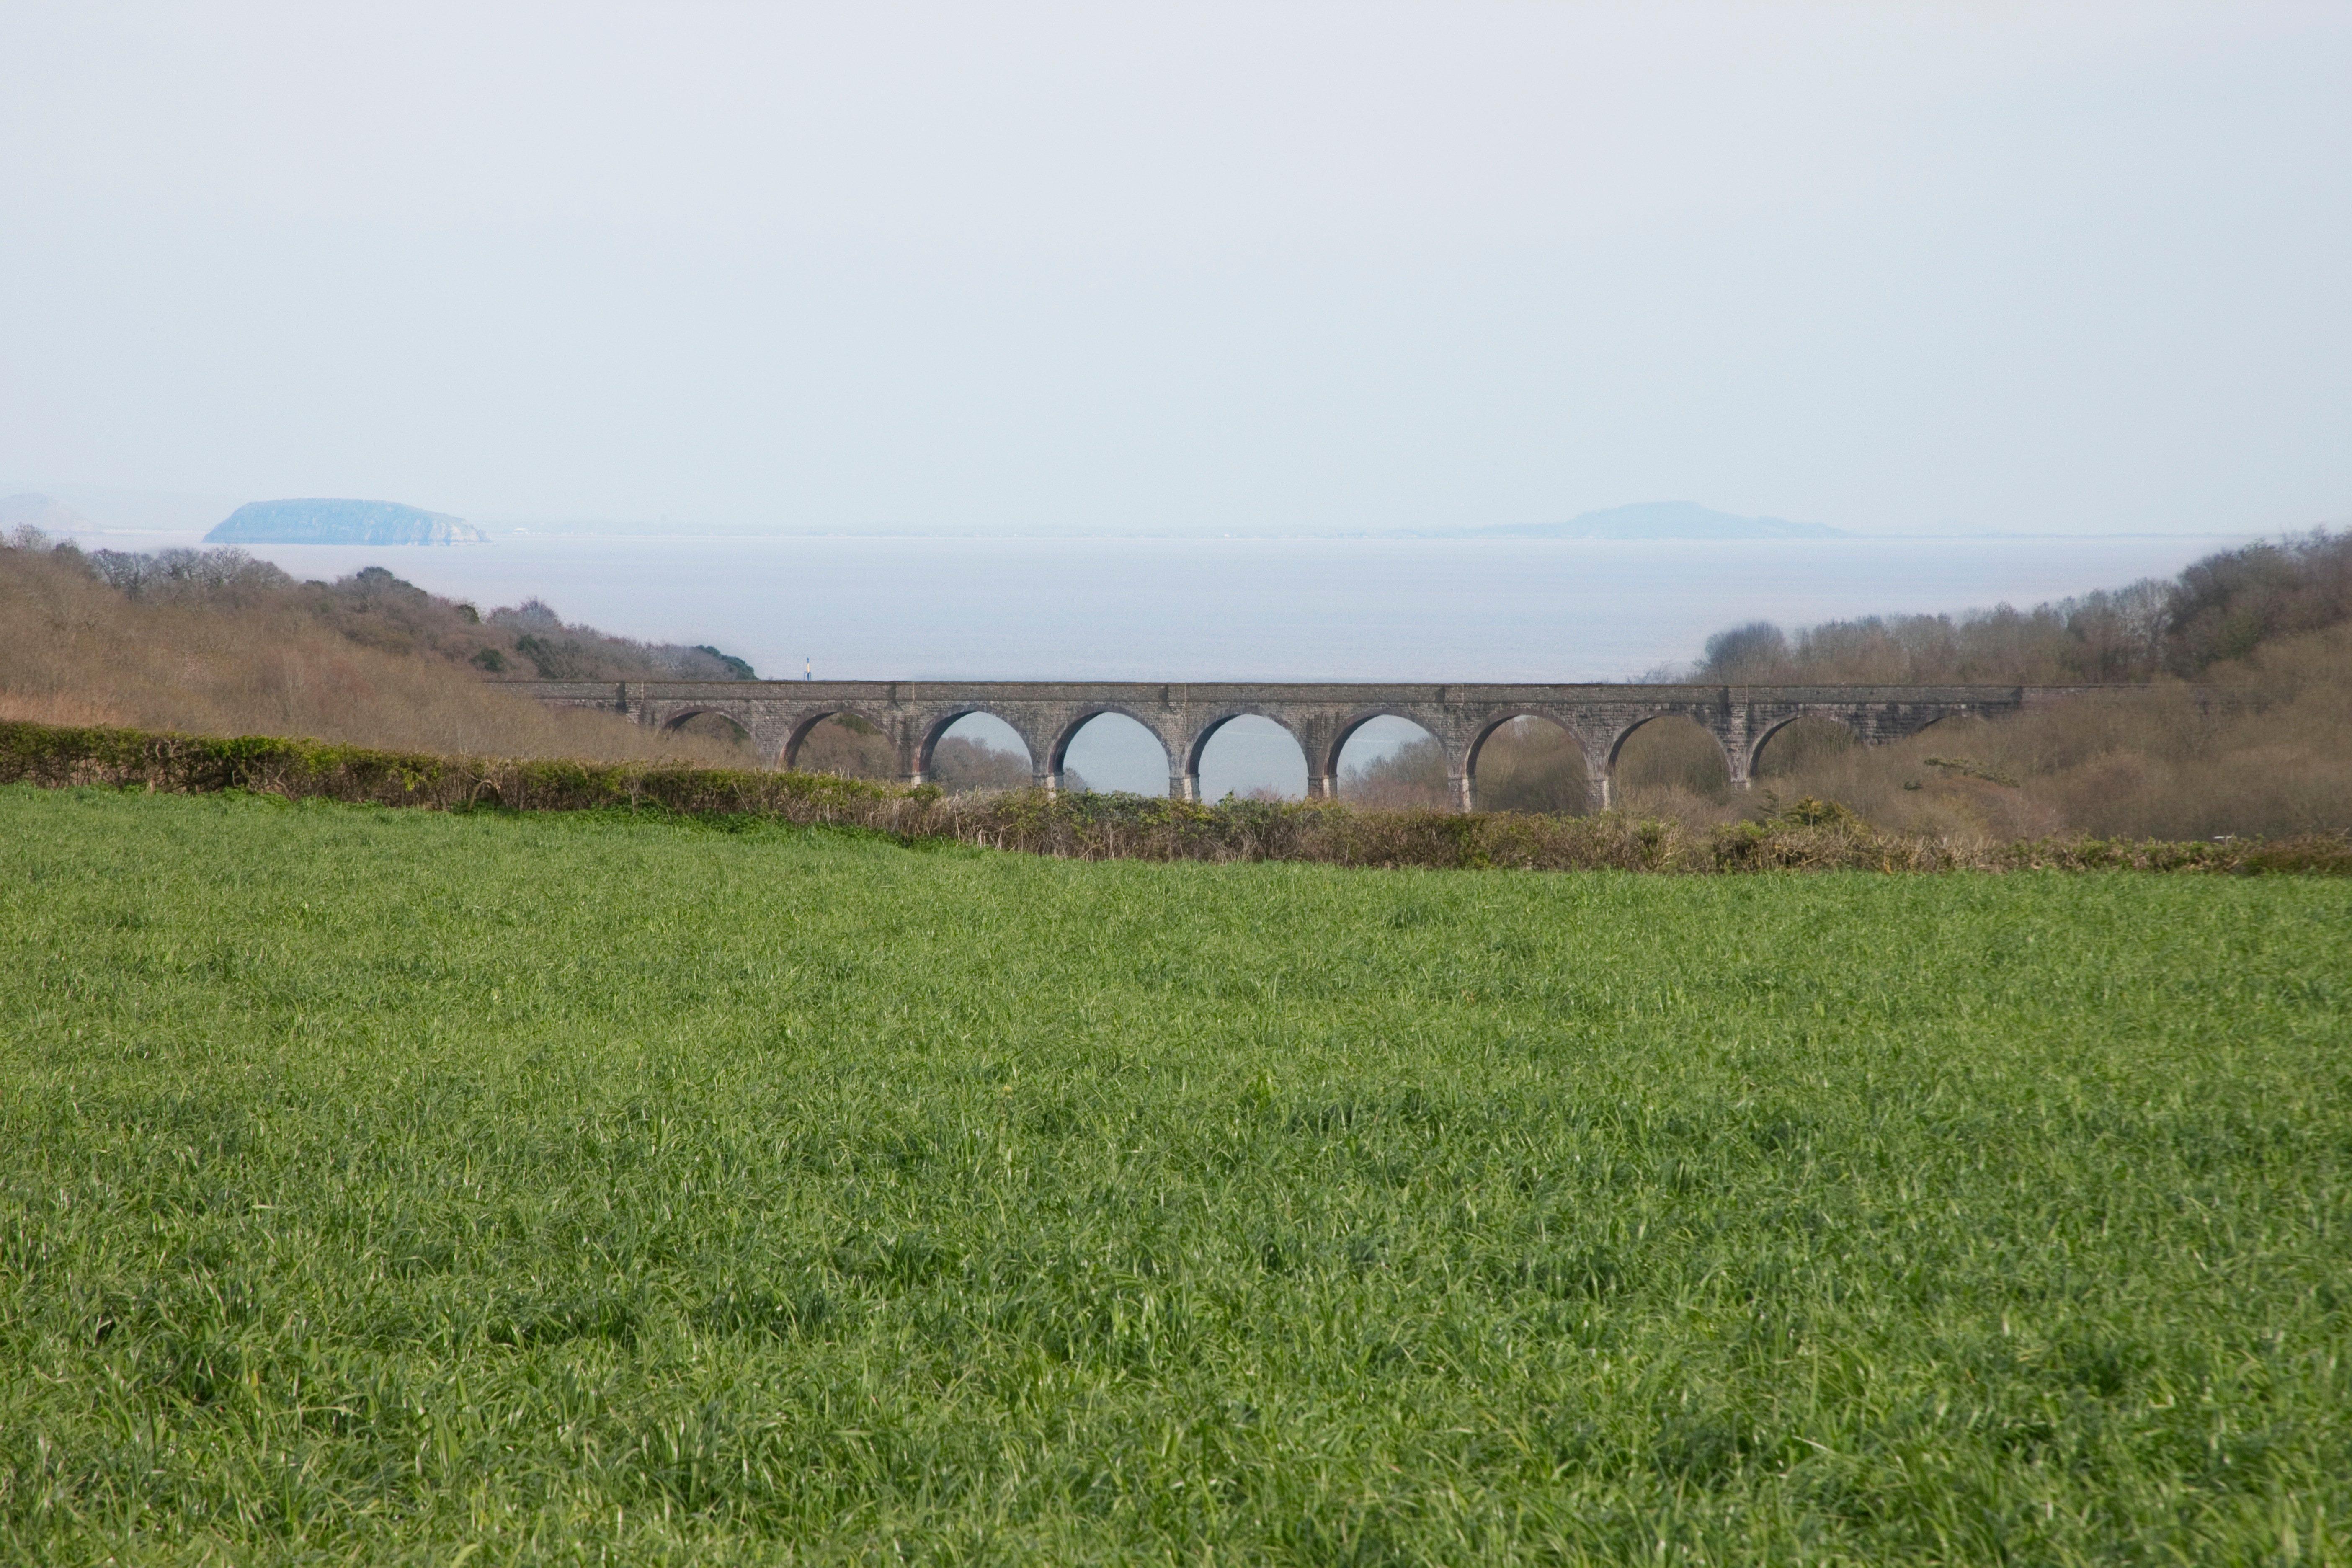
[3,3,2347,535]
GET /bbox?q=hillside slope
[1689,530,2352,838]
[0,531,755,763]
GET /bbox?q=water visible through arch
[1197,716,1308,801]
[1058,713,1164,795]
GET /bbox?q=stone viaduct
[517,679,2107,810]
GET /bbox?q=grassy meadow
[2,785,2349,1564]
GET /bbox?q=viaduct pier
[516,679,2107,810]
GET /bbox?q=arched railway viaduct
[517,679,2111,810]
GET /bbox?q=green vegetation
[3,787,2349,1563]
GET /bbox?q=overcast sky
[3,3,2347,535]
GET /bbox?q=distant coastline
[490,523,2250,544]
[5,483,2270,546]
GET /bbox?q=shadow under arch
[660,707,751,742]
[1188,709,1310,802]
[657,707,762,765]
[1861,709,1999,775]
[1331,711,1452,809]
[1465,711,1593,814]
[783,707,899,776]
[1901,708,1992,744]
[1049,707,1170,796]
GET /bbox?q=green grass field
[2,786,2348,1565]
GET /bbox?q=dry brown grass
[1473,717,1591,813]
[0,540,746,766]
[1749,626,2352,840]
[1662,528,2352,839]
[792,712,902,779]
[1241,670,2348,843]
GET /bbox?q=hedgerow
[3,717,2345,873]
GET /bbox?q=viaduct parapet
[514,679,2120,810]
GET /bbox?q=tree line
[1682,529,2352,686]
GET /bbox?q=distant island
[205,499,488,546]
[0,493,101,535]
[1474,501,1846,541]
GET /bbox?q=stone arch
[1465,710,1577,775]
[1606,710,1735,801]
[916,708,1041,792]
[1050,706,1168,776]
[916,709,1035,774]
[658,706,750,741]
[1181,708,1309,777]
[1606,710,1728,771]
[1329,710,1454,809]
[653,706,764,764]
[1877,707,1996,763]
[1465,710,1596,814]
[783,707,899,773]
[1747,711,1863,781]
[1903,707,1983,740]
[1053,714,1185,804]
[1325,710,1455,781]
[1184,709,1311,802]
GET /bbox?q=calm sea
[83,529,2250,795]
